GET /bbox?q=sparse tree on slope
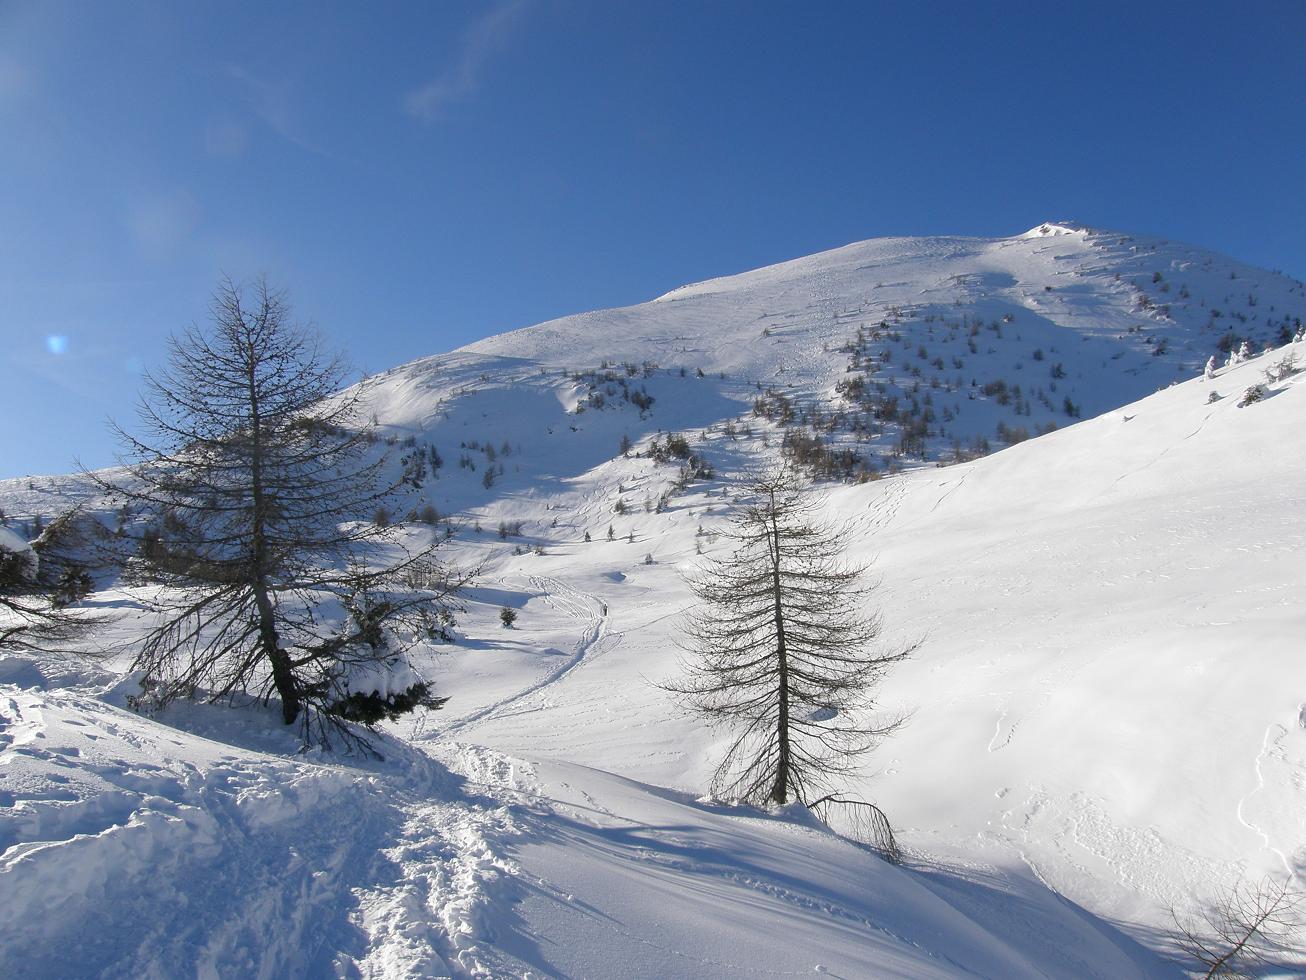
[666,467,909,807]
[0,529,82,652]
[95,277,470,745]
[0,513,104,655]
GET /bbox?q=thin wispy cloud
[404,0,532,122]
[224,64,331,157]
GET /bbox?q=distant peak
[1021,221,1090,239]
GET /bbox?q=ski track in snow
[437,576,619,738]
[1234,721,1294,876]
[929,469,971,514]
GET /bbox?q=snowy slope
[413,344,1306,970]
[347,221,1305,485]
[2,225,1305,977]
[0,683,1172,978]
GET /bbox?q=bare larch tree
[1172,874,1304,978]
[668,467,909,809]
[94,277,469,744]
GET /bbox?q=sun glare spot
[46,335,69,355]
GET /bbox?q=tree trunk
[768,494,791,805]
[255,581,299,723]
[244,332,300,725]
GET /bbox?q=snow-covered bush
[0,526,38,586]
[1,523,99,653]
[328,672,446,726]
[1237,384,1266,408]
[52,566,93,608]
[1263,351,1298,384]
[323,592,449,727]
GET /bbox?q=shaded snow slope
[0,684,1174,979]
[846,344,1306,938]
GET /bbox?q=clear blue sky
[2,0,1303,477]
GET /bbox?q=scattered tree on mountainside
[1,534,86,652]
[0,508,107,654]
[93,277,471,746]
[665,467,910,824]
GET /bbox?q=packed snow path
[438,576,620,739]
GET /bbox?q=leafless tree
[1172,874,1303,978]
[666,466,910,810]
[92,277,472,746]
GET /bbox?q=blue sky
[2,0,1303,477]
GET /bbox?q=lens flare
[46,335,68,355]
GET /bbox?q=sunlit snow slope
[351,221,1305,484]
[423,341,1306,975]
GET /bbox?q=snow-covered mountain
[2,224,1305,978]
[355,220,1303,476]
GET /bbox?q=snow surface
[0,687,1170,978]
[2,225,1305,977]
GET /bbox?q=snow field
[3,226,1305,976]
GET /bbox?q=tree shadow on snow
[470,767,1185,979]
